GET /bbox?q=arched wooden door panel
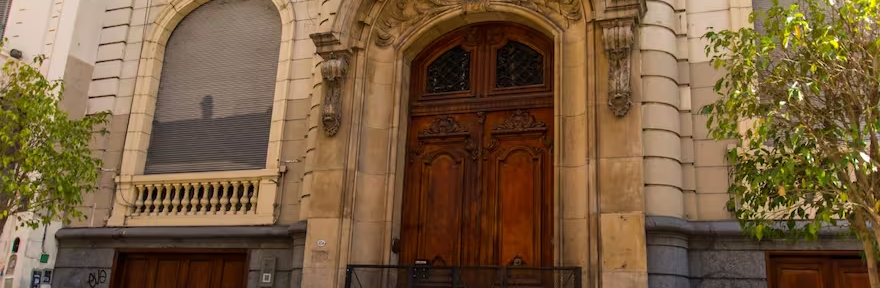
[401,22,554,269]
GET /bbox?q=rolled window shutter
[144,0,281,174]
[0,0,12,38]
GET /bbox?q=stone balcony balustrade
[107,169,279,226]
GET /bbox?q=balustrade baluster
[248,180,259,214]
[239,181,251,214]
[210,182,220,214]
[171,184,181,215]
[145,184,156,216]
[162,184,173,215]
[187,183,199,215]
[199,182,210,215]
[219,183,230,215]
[133,185,145,215]
[230,182,241,214]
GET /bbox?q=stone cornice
[55,226,295,239]
[310,31,350,58]
[645,216,856,238]
[595,0,646,21]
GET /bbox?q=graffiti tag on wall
[87,270,107,288]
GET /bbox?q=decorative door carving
[401,22,554,270]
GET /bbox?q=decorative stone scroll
[601,19,635,117]
[375,0,581,47]
[321,55,348,136]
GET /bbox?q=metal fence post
[406,266,414,288]
[501,266,508,288]
[344,266,353,288]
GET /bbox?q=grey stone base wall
[53,223,306,288]
[646,216,863,288]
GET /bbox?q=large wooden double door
[400,22,554,268]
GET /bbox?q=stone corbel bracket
[310,32,351,137]
[601,19,635,117]
[320,55,348,137]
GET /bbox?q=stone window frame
[119,0,296,176]
[109,0,297,226]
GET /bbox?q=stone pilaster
[596,8,650,287]
[300,31,354,288]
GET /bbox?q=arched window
[410,22,553,109]
[143,0,282,174]
[10,238,19,253]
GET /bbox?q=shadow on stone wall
[144,95,273,174]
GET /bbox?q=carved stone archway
[300,1,649,288]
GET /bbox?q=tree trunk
[863,236,880,288]
[870,225,880,288]
[0,217,8,237]
[853,212,880,288]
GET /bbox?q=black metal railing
[344,265,582,288]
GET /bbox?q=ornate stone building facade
[48,0,866,287]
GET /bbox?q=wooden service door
[768,254,872,288]
[400,22,554,271]
[111,251,247,288]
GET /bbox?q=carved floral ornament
[375,0,582,47]
[420,115,469,137]
[601,19,635,117]
[494,110,546,133]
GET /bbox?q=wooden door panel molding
[410,94,553,116]
[834,259,870,288]
[487,146,547,266]
[481,108,553,267]
[404,149,470,265]
[768,253,872,288]
[402,113,479,265]
[775,263,828,288]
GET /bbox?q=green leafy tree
[703,0,880,285]
[0,44,109,231]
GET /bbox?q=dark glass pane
[496,41,544,88]
[426,46,471,93]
